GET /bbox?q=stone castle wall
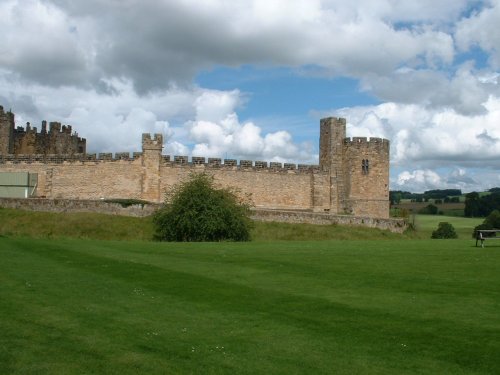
[0,152,319,211]
[0,108,390,219]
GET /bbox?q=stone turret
[318,116,390,217]
[0,106,15,154]
[0,105,86,155]
[141,133,164,202]
[319,117,347,214]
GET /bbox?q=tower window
[362,159,369,175]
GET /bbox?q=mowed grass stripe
[1,237,500,374]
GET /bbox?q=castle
[0,106,86,155]
[0,106,390,218]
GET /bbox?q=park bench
[475,229,500,248]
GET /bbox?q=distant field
[413,215,483,238]
[392,203,465,216]
[1,237,499,374]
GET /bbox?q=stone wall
[0,155,319,210]
[159,163,317,210]
[0,197,158,217]
[252,209,407,233]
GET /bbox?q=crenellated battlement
[0,151,319,173]
[162,155,318,172]
[343,137,390,150]
[142,133,163,150]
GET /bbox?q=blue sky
[1,0,499,192]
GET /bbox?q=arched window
[362,159,369,175]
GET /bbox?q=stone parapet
[251,209,407,233]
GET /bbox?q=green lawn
[413,215,483,238]
[1,237,499,374]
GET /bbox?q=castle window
[362,159,369,175]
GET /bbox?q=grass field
[413,215,483,238]
[1,236,499,374]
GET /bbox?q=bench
[475,229,500,248]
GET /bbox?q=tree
[153,172,253,242]
[465,192,500,217]
[472,210,500,238]
[464,192,481,217]
[431,222,458,239]
[419,204,438,215]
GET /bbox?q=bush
[153,173,252,242]
[431,222,458,239]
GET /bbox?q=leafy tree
[389,191,402,205]
[472,210,500,238]
[465,192,500,217]
[464,192,481,217]
[153,173,252,242]
[419,204,438,215]
[431,222,458,239]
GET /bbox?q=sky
[1,0,499,193]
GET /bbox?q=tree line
[390,189,462,204]
[464,191,500,217]
[391,188,500,218]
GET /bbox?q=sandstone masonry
[0,106,86,155]
[0,107,390,219]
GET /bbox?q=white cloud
[455,1,500,68]
[0,72,315,162]
[393,167,499,193]
[189,97,316,162]
[337,97,500,168]
[0,0,460,92]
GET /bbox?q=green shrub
[153,172,252,242]
[431,222,458,239]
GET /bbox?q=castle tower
[317,116,390,218]
[319,117,347,214]
[0,106,15,154]
[343,137,390,218]
[141,133,163,202]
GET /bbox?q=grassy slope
[0,207,485,242]
[0,208,155,241]
[0,208,404,242]
[1,237,500,374]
